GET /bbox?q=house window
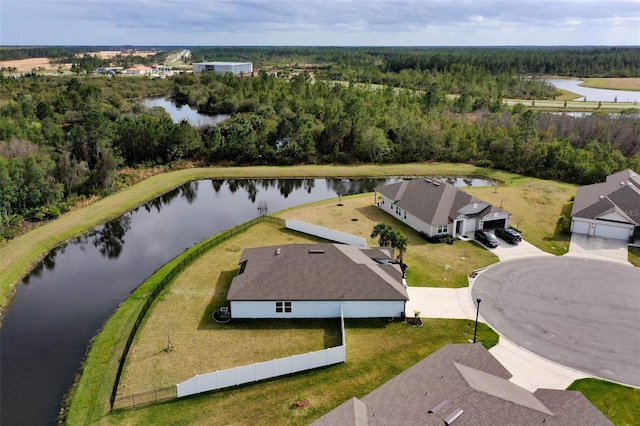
[404,212,407,219]
[275,301,292,313]
[437,224,448,234]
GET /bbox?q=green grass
[568,378,640,425]
[101,319,498,426]
[580,78,640,92]
[629,247,640,268]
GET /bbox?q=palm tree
[391,230,410,264]
[371,223,394,247]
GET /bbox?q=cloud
[1,0,639,45]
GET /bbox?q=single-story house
[313,343,612,425]
[227,243,408,319]
[123,65,152,75]
[375,178,511,238]
[571,169,640,241]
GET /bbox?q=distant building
[122,65,152,75]
[192,61,253,76]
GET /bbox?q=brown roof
[227,244,408,301]
[313,344,612,426]
[571,169,640,225]
[376,179,506,225]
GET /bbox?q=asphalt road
[472,256,640,387]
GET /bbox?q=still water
[546,78,640,103]
[142,98,230,126]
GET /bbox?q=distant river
[546,78,640,103]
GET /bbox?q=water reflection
[82,215,132,259]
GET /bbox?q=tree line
[0,53,639,240]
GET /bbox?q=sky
[1,0,639,46]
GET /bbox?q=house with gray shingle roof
[375,178,511,238]
[313,343,612,426]
[227,243,408,319]
[571,169,640,242]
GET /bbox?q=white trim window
[275,301,292,313]
[437,224,448,234]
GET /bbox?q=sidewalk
[406,261,595,392]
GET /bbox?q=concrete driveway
[567,233,631,265]
[489,238,552,261]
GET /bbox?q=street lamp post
[473,298,482,343]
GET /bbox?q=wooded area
[0,46,639,240]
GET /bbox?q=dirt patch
[0,50,158,72]
[0,58,70,72]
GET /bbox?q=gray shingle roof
[375,178,505,225]
[312,344,612,426]
[227,244,408,301]
[571,169,640,225]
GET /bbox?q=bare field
[581,78,640,91]
[0,50,158,72]
[0,57,70,72]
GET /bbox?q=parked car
[474,229,500,248]
[495,227,522,244]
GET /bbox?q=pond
[545,78,640,103]
[0,176,493,426]
[142,98,230,126]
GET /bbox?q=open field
[581,78,640,92]
[0,50,158,72]
[0,57,71,72]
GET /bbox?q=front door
[455,220,463,235]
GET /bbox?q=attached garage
[571,219,591,235]
[593,223,632,240]
[482,218,506,230]
[570,169,639,243]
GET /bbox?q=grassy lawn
[568,378,640,425]
[580,78,640,92]
[117,222,328,396]
[465,178,576,255]
[0,162,518,314]
[277,193,497,287]
[104,318,497,426]
[629,247,640,268]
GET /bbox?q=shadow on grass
[198,269,237,330]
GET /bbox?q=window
[437,224,448,234]
[275,301,292,313]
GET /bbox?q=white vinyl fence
[177,312,346,399]
[286,219,367,247]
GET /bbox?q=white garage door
[593,223,631,240]
[571,220,590,235]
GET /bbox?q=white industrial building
[192,62,253,75]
